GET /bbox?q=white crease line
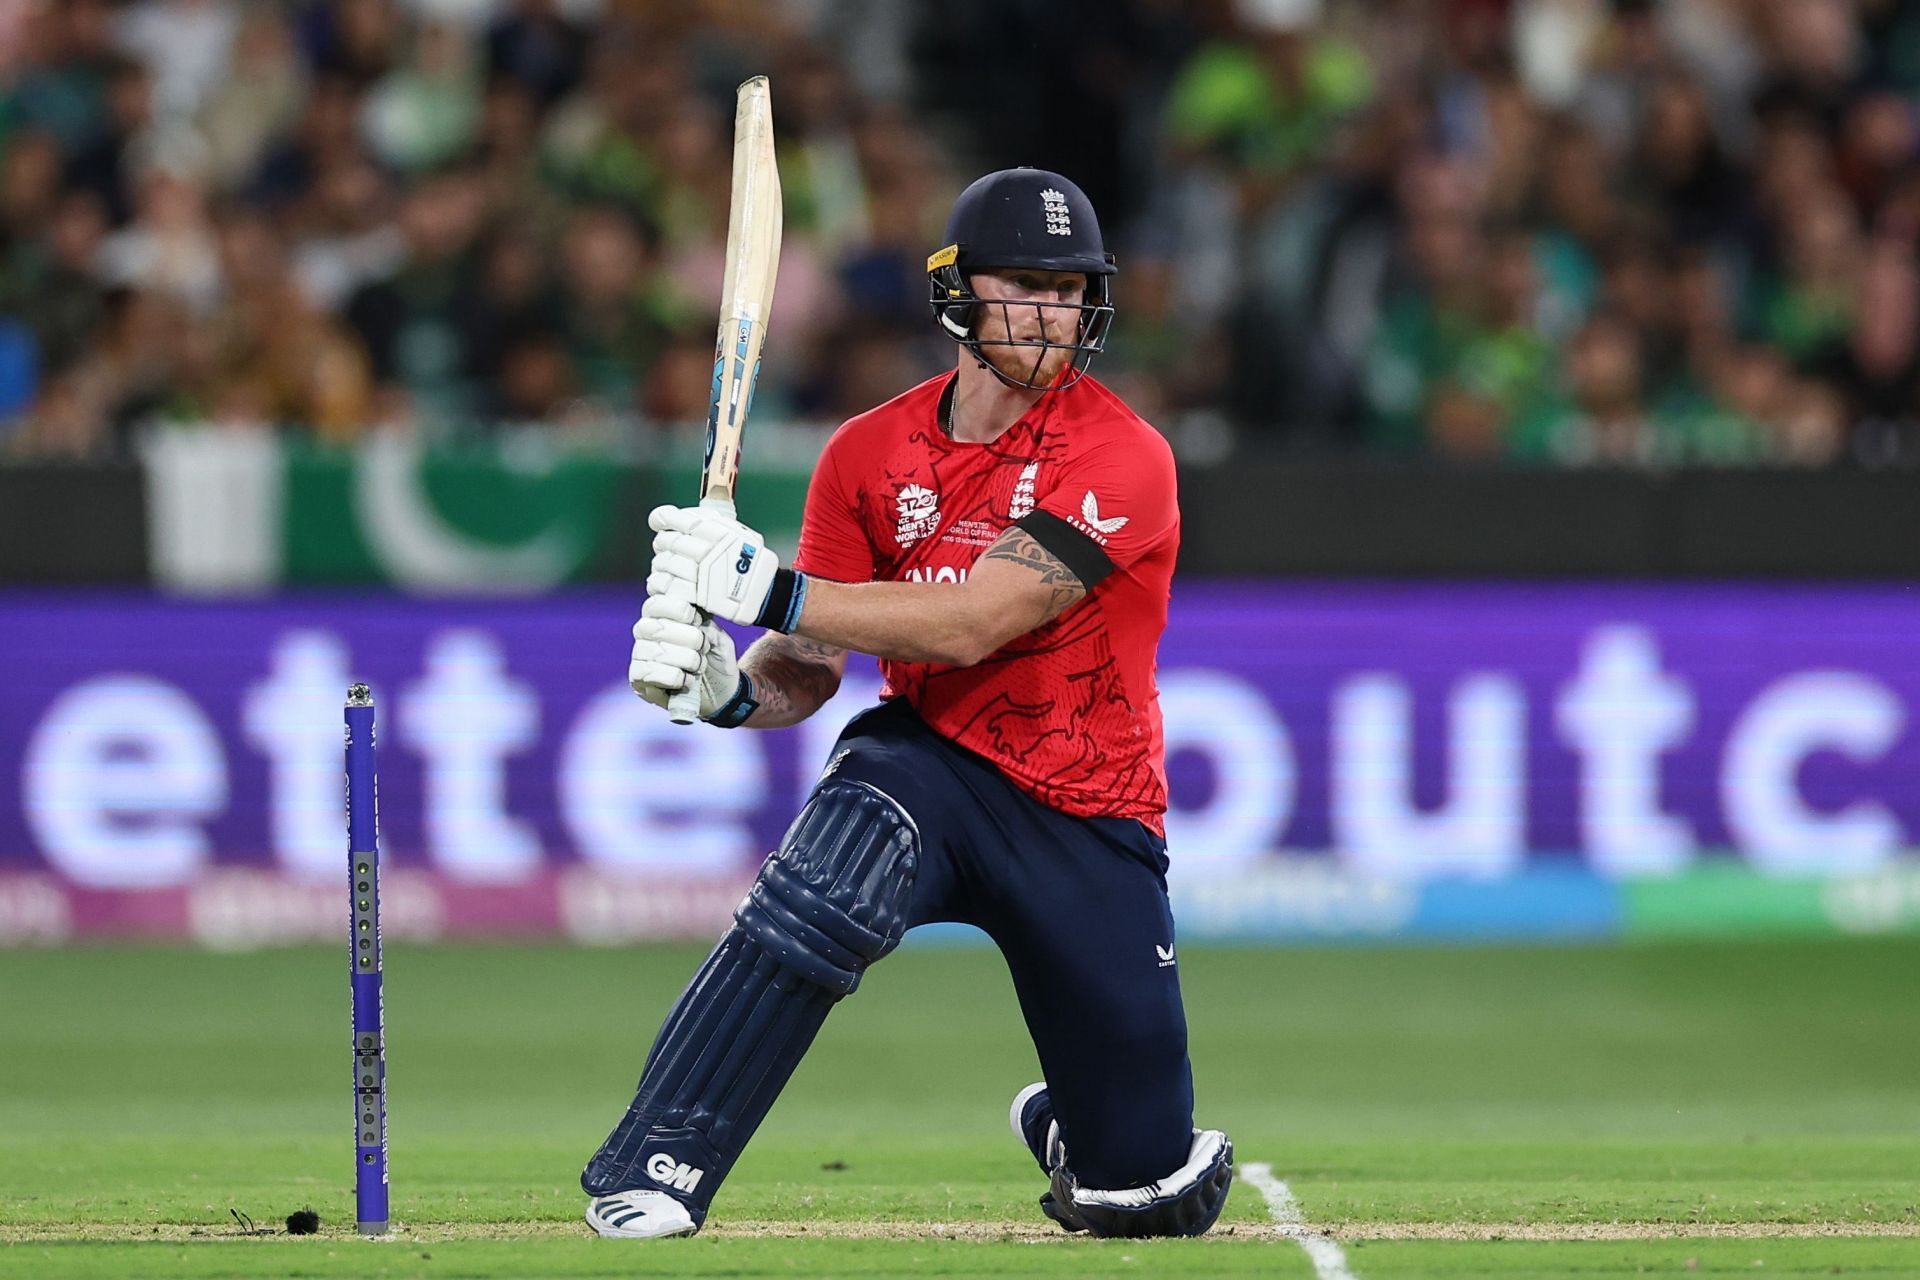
[1242,1161,1358,1280]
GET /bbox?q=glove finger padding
[648,551,702,585]
[632,615,705,654]
[631,661,692,693]
[632,645,700,676]
[646,569,695,601]
[641,594,701,625]
[652,528,716,560]
[647,503,702,534]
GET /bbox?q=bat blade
[672,75,783,725]
[701,74,783,516]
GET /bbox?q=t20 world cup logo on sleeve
[894,483,941,546]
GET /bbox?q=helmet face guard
[929,245,1116,391]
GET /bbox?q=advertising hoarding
[3,585,1916,944]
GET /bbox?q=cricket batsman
[582,168,1234,1240]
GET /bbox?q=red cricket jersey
[793,370,1179,833]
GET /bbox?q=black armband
[1015,511,1115,590]
[705,672,759,728]
[751,569,810,634]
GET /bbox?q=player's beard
[976,304,1079,388]
[981,338,1074,388]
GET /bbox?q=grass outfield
[2,937,1917,1278]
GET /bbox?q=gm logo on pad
[645,1152,704,1193]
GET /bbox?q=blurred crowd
[3,0,1920,468]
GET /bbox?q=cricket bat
[670,75,783,724]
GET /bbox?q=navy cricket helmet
[927,167,1116,391]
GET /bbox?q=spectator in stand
[196,9,306,197]
[344,167,487,422]
[1360,154,1489,452]
[3,365,104,459]
[474,77,560,230]
[362,19,482,174]
[3,190,108,375]
[0,129,61,253]
[114,0,238,123]
[1512,310,1656,465]
[7,0,121,158]
[555,203,684,412]
[93,150,223,314]
[1753,185,1860,364]
[303,0,400,90]
[63,54,152,226]
[487,0,588,109]
[462,224,559,417]
[202,207,372,441]
[247,73,362,212]
[1162,0,1371,182]
[638,331,716,427]
[494,334,579,424]
[538,32,679,217]
[286,152,404,312]
[1815,235,1920,462]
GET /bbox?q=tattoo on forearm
[980,528,1088,622]
[742,633,845,722]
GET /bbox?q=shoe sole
[585,1200,699,1239]
[586,1215,698,1238]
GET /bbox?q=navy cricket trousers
[823,700,1196,1190]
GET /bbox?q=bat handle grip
[666,497,740,726]
[667,685,701,726]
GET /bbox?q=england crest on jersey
[1009,461,1039,520]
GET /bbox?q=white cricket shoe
[1010,1080,1065,1173]
[585,1189,698,1238]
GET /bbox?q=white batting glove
[628,595,759,726]
[646,504,809,632]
